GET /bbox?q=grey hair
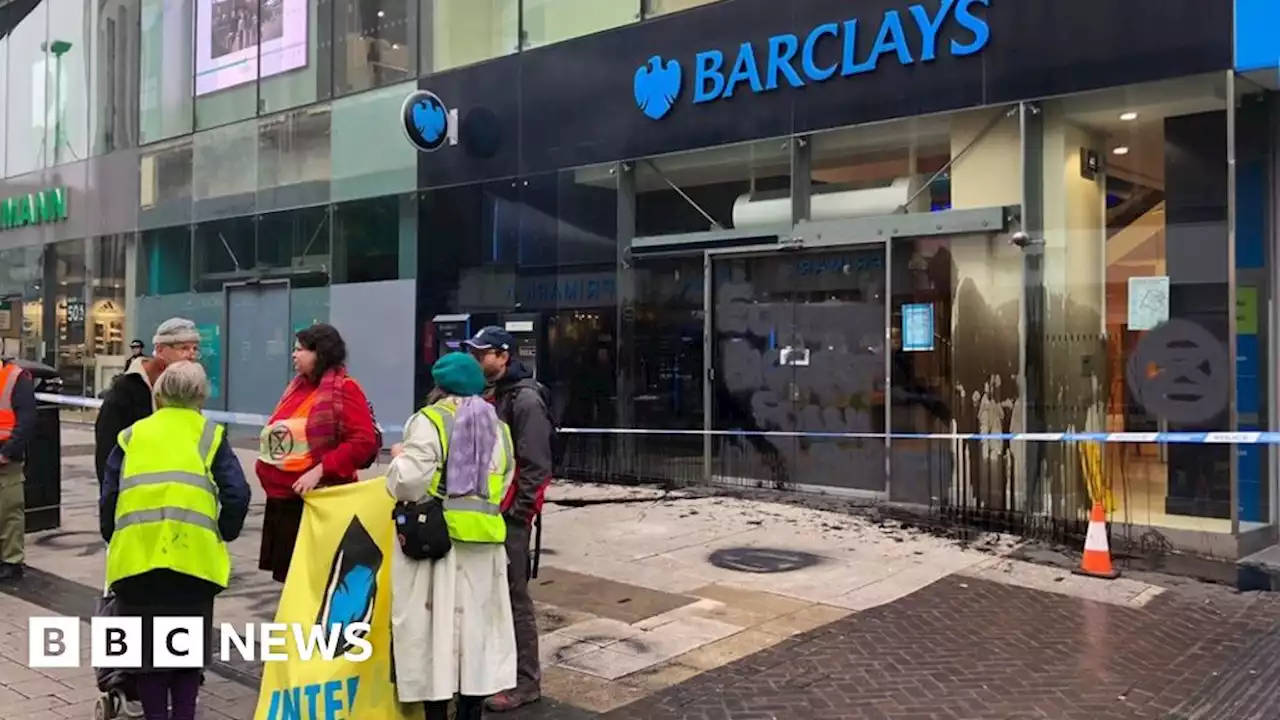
[153,361,210,409]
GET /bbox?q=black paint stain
[708,547,823,574]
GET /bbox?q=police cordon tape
[37,392,1278,445]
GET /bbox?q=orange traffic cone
[1075,500,1119,579]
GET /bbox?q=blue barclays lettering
[797,255,884,275]
[266,677,360,719]
[679,0,989,110]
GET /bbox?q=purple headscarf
[444,396,499,497]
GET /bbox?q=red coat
[255,379,377,500]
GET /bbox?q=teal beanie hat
[432,351,486,397]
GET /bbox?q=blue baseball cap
[463,326,515,352]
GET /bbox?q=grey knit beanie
[153,317,200,347]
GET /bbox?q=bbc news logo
[28,617,373,668]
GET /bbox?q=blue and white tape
[40,393,1277,444]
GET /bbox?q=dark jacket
[100,431,252,604]
[94,368,155,487]
[490,358,554,524]
[0,365,36,464]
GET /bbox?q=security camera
[1009,231,1034,248]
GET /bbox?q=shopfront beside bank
[0,0,1274,561]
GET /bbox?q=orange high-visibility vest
[257,389,320,473]
[0,363,22,442]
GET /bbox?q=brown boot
[484,689,540,713]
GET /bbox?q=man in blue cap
[464,326,553,712]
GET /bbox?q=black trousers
[504,519,540,694]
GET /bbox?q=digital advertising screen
[194,0,308,95]
[901,303,935,352]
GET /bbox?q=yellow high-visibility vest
[106,407,231,589]
[420,401,513,544]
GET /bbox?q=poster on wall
[194,0,308,96]
[197,323,222,399]
[1127,275,1170,330]
[902,303,934,352]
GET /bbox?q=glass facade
[0,0,1271,561]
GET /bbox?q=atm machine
[502,312,545,380]
[427,312,499,364]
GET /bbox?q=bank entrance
[629,206,1019,501]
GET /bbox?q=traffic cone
[1075,500,1119,579]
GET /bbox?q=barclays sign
[634,0,991,120]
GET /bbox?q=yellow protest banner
[255,478,419,720]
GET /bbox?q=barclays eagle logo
[401,90,453,152]
[316,517,382,657]
[634,56,681,120]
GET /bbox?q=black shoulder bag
[392,417,451,561]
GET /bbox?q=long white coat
[386,397,518,702]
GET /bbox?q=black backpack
[361,400,384,470]
[528,382,565,471]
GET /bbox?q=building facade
[0,0,1276,559]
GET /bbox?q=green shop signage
[0,187,68,230]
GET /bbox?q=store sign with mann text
[0,187,68,230]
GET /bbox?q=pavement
[0,424,1277,718]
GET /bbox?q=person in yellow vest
[99,361,251,720]
[0,357,36,581]
[386,352,517,720]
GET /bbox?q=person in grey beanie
[94,318,203,488]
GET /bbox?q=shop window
[6,2,50,175]
[635,140,791,237]
[333,0,415,96]
[138,226,193,296]
[809,108,1021,218]
[139,0,194,144]
[643,0,718,18]
[140,137,194,228]
[51,239,88,395]
[88,235,130,396]
[257,205,331,286]
[0,246,42,361]
[258,106,333,210]
[259,0,335,113]
[332,193,407,283]
[193,216,256,292]
[1038,74,1236,533]
[193,119,258,215]
[92,0,141,153]
[420,0,518,74]
[329,81,416,202]
[521,0,637,49]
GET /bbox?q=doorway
[708,244,888,494]
[224,281,292,422]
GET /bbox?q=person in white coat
[386,351,518,720]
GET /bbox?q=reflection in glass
[421,0,518,74]
[521,0,636,49]
[259,0,334,113]
[635,141,791,237]
[257,107,332,207]
[92,0,141,153]
[333,0,415,96]
[333,194,405,283]
[193,120,259,211]
[139,0,194,143]
[138,227,193,296]
[47,0,92,164]
[7,3,50,175]
[329,81,417,201]
[644,0,718,17]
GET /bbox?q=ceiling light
[1112,146,1130,155]
[1119,112,1138,121]
[376,9,384,17]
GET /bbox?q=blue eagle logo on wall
[401,90,452,152]
[316,517,382,657]
[634,56,682,120]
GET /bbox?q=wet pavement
[4,426,1280,718]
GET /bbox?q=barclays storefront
[0,0,1276,565]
